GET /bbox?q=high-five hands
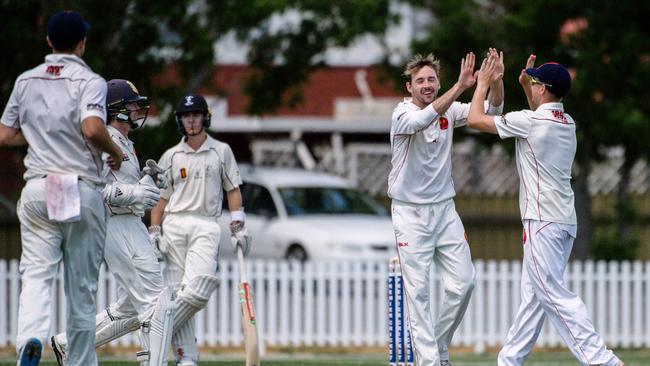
[478,51,504,87]
[458,52,477,90]
[488,48,504,83]
[519,54,536,88]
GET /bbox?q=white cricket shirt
[158,135,242,218]
[1,54,107,184]
[387,98,502,204]
[102,125,144,216]
[494,102,577,224]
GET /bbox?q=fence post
[473,260,485,354]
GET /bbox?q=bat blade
[239,281,260,366]
[237,245,260,366]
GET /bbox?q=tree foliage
[0,0,395,165]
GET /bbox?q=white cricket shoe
[50,334,67,366]
[440,360,453,366]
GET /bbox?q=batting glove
[142,159,168,190]
[103,178,160,210]
[127,175,161,213]
[230,221,252,257]
[148,225,167,261]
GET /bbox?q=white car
[218,165,397,261]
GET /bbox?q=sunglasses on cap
[530,77,552,88]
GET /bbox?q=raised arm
[519,54,537,110]
[432,52,477,115]
[467,54,503,134]
[487,48,504,108]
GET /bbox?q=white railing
[0,259,649,351]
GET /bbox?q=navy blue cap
[175,93,209,115]
[525,62,571,98]
[47,11,90,50]
[106,79,149,112]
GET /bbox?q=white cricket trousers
[16,178,106,366]
[392,198,475,366]
[104,214,163,319]
[163,212,221,361]
[498,220,621,366]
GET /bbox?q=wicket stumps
[388,257,414,366]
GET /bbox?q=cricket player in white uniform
[467,53,624,366]
[149,93,251,366]
[51,79,174,366]
[388,50,503,366]
[0,11,124,366]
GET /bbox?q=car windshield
[278,187,388,216]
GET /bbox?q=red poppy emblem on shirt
[440,117,449,130]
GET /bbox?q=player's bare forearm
[227,187,243,214]
[150,197,168,226]
[488,79,504,111]
[523,85,536,110]
[431,82,466,116]
[0,124,27,146]
[82,116,123,168]
[467,84,498,134]
[519,54,537,110]
[487,48,505,110]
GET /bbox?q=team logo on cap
[184,96,194,106]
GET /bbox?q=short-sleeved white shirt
[387,98,502,204]
[158,135,242,218]
[102,125,144,216]
[494,102,577,224]
[1,54,107,184]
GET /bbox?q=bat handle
[237,244,248,281]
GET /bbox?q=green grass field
[2,350,649,365]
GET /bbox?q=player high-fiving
[468,53,625,366]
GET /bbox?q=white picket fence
[0,259,649,351]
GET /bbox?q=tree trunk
[616,152,635,242]
[572,142,593,259]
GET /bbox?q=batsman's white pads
[137,327,149,366]
[95,309,141,347]
[173,325,199,365]
[136,287,175,366]
[230,221,252,257]
[173,275,219,334]
[148,225,167,260]
[103,178,159,210]
[142,159,169,190]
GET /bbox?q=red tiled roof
[156,64,404,116]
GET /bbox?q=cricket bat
[237,245,261,366]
